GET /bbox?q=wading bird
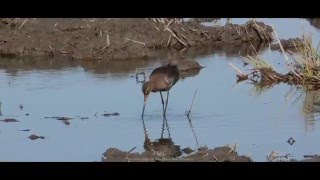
[141,64,179,116]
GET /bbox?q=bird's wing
[163,75,171,84]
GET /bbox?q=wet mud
[0,18,273,60]
[102,145,252,162]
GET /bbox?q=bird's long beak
[142,95,148,117]
[142,102,146,117]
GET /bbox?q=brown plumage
[142,64,179,116]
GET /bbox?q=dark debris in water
[0,118,20,123]
[75,116,89,120]
[62,120,71,126]
[19,104,23,111]
[57,117,73,121]
[28,134,45,140]
[45,116,74,121]
[102,112,120,117]
[18,129,30,132]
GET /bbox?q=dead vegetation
[230,32,320,89]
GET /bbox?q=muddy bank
[102,146,320,162]
[270,38,301,52]
[102,145,252,162]
[307,18,320,29]
[301,155,320,162]
[0,18,274,60]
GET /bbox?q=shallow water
[1,18,320,162]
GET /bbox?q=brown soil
[0,18,274,61]
[270,38,302,51]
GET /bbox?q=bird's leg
[160,92,165,112]
[163,91,170,115]
[161,117,165,139]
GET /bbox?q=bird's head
[142,81,152,103]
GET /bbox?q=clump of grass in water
[291,34,320,82]
[230,33,320,87]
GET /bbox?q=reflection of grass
[302,85,320,114]
[248,82,275,96]
[229,32,320,132]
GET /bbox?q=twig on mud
[227,143,237,154]
[166,35,172,47]
[180,34,190,45]
[186,89,197,117]
[49,45,53,51]
[154,25,160,31]
[201,31,209,39]
[267,151,292,162]
[165,28,188,47]
[100,30,103,38]
[163,19,174,31]
[125,38,147,49]
[190,28,198,32]
[107,50,113,56]
[101,46,108,51]
[19,19,28,30]
[213,155,221,162]
[125,146,136,162]
[157,18,166,24]
[107,34,110,47]
[127,146,137,153]
[181,26,186,32]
